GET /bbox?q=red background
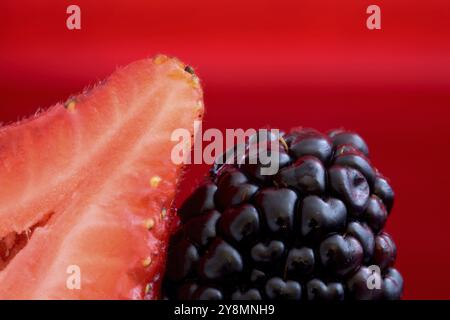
[1,0,450,299]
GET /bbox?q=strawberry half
[0,55,204,299]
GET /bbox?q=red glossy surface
[1,0,450,299]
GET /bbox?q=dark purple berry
[254,188,297,235]
[275,156,326,194]
[329,130,369,157]
[223,184,259,209]
[194,287,223,300]
[283,129,302,145]
[241,143,291,182]
[373,232,397,271]
[165,237,199,281]
[185,210,221,246]
[218,204,259,243]
[373,175,395,213]
[383,268,403,300]
[334,144,359,158]
[215,169,258,208]
[250,269,266,284]
[177,281,198,300]
[285,247,315,278]
[334,152,376,187]
[289,128,332,163]
[329,165,370,214]
[265,277,302,300]
[306,279,344,300]
[178,183,217,222]
[346,221,375,262]
[198,239,243,280]
[364,195,388,233]
[301,196,347,239]
[217,167,248,186]
[319,234,363,277]
[163,127,401,301]
[232,289,262,300]
[251,240,285,263]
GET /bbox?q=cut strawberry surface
[0,55,204,299]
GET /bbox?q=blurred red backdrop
[1,0,450,299]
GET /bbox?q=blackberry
[163,128,403,300]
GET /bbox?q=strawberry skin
[0,55,203,299]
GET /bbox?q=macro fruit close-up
[163,128,403,300]
[2,0,450,306]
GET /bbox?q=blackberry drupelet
[163,128,403,300]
